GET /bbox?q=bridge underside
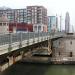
[0,36,63,72]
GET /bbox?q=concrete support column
[0,65,1,72]
[33,32,35,43]
[14,56,22,62]
[19,32,22,48]
[7,56,14,66]
[7,56,16,66]
[12,56,16,64]
[38,30,40,42]
[20,51,24,59]
[8,33,12,52]
[0,52,25,72]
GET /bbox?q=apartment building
[27,6,48,32]
[0,9,27,23]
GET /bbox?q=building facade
[27,6,48,32]
[48,16,57,32]
[9,23,33,33]
[0,9,27,23]
[53,35,75,63]
[65,12,70,33]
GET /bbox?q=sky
[0,0,75,30]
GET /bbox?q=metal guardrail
[0,32,64,55]
[0,32,65,45]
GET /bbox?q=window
[0,23,2,26]
[38,26,41,31]
[69,52,72,57]
[59,52,60,56]
[3,23,6,26]
[70,41,72,45]
[59,41,60,45]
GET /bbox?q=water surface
[1,62,75,75]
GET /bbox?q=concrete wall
[53,37,75,58]
[0,63,8,72]
[0,54,22,72]
[65,39,75,57]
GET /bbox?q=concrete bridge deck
[0,32,65,72]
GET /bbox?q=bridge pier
[0,57,9,72]
[0,38,54,72]
[0,51,25,72]
[7,56,13,66]
[7,51,25,67]
[0,39,53,72]
[0,62,9,72]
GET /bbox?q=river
[1,61,75,75]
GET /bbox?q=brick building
[9,23,33,33]
[27,6,48,32]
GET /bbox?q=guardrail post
[40,32,42,41]
[49,32,52,39]
[42,32,43,41]
[33,32,35,43]
[47,32,49,40]
[27,32,30,45]
[19,32,22,48]
[38,31,40,42]
[44,32,46,40]
[8,33,12,52]
[46,32,47,40]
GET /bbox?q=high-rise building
[48,16,58,32]
[27,6,48,32]
[65,12,70,33]
[0,9,27,23]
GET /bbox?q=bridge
[0,32,64,55]
[0,32,64,71]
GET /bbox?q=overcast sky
[0,0,75,30]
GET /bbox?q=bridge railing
[0,32,65,55]
[0,32,64,46]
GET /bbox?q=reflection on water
[1,62,75,75]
